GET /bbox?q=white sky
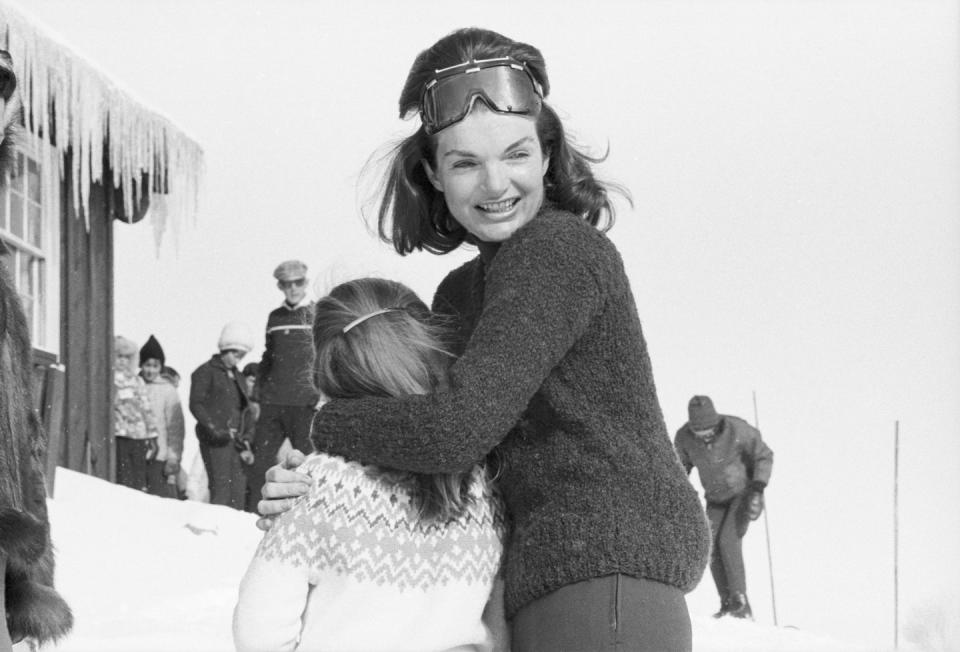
[22,1,960,649]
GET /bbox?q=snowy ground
[41,468,906,652]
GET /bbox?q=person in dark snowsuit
[674,395,774,619]
[189,322,256,510]
[246,260,319,511]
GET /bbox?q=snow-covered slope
[48,468,262,651]
[44,468,892,651]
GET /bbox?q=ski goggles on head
[420,57,544,135]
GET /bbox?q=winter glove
[237,439,255,466]
[163,458,180,477]
[145,438,159,461]
[746,480,766,520]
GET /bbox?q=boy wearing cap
[189,322,257,510]
[139,335,186,498]
[248,260,319,511]
[674,395,774,620]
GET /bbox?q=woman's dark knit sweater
[313,207,709,618]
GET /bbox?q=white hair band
[341,308,399,334]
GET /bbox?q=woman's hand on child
[255,448,310,531]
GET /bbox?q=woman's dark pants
[511,574,692,652]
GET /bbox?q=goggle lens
[421,61,543,134]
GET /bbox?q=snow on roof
[0,0,202,242]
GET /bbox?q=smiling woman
[424,109,548,244]
[263,26,712,652]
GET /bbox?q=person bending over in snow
[674,395,774,620]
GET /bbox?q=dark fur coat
[0,49,73,647]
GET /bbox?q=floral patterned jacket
[114,369,158,440]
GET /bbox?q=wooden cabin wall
[59,154,115,482]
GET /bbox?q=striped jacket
[257,301,319,406]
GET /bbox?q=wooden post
[41,364,67,497]
[753,391,778,626]
[894,420,900,649]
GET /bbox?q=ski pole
[753,391,778,626]
[894,420,899,649]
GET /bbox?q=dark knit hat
[688,395,720,431]
[139,334,165,366]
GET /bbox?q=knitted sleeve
[233,543,310,652]
[233,460,325,652]
[312,212,607,473]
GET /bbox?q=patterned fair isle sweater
[313,206,711,619]
[233,453,505,652]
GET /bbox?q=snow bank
[45,467,881,652]
[48,468,261,652]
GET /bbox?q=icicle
[0,1,203,245]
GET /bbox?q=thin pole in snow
[753,390,778,626]
[894,420,900,649]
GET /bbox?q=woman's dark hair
[312,277,475,520]
[375,27,628,255]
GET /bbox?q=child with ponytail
[233,277,505,652]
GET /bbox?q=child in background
[189,322,256,510]
[113,335,158,491]
[233,278,505,652]
[139,335,186,499]
[161,364,192,500]
[160,365,181,388]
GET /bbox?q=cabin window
[0,135,61,353]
